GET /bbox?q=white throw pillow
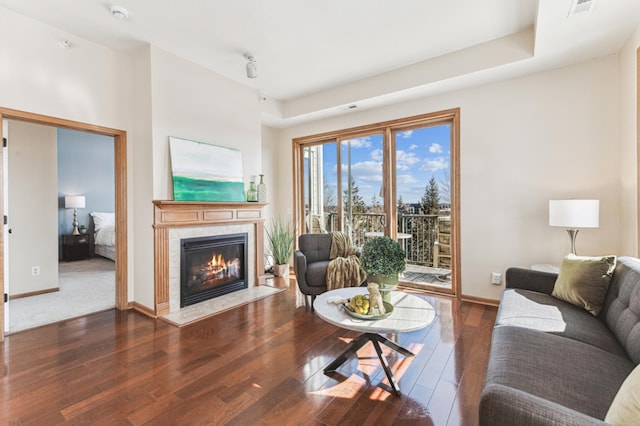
[605,364,640,425]
[90,212,115,231]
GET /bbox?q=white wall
[8,121,58,296]
[618,24,640,257]
[129,46,264,309]
[273,56,621,301]
[0,7,136,302]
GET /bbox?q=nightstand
[62,234,90,261]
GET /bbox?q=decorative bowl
[343,300,394,320]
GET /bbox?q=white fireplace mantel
[153,201,267,317]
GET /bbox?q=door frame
[0,107,128,340]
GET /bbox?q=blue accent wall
[57,128,114,239]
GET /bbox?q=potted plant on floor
[266,217,294,277]
[361,236,406,301]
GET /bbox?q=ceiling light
[245,55,257,79]
[110,5,129,20]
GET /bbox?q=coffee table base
[323,332,414,396]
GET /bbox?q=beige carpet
[8,257,115,333]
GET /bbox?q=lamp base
[566,229,579,255]
[72,208,80,235]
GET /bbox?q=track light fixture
[245,55,257,79]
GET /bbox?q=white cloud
[409,144,418,150]
[429,143,442,153]
[342,160,383,183]
[397,174,418,184]
[396,150,420,171]
[370,148,383,161]
[399,130,413,138]
[421,156,449,172]
[345,137,372,148]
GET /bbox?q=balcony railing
[323,212,444,267]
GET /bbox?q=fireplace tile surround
[153,201,266,318]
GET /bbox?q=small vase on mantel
[257,174,267,203]
[247,181,258,202]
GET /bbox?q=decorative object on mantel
[246,181,258,202]
[257,174,267,203]
[361,236,406,302]
[266,217,294,277]
[169,136,245,202]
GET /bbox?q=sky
[321,124,451,207]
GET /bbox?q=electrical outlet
[491,272,502,285]
[32,266,40,276]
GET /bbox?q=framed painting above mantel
[169,136,245,202]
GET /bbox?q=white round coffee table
[314,288,435,396]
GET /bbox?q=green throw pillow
[605,364,640,426]
[551,254,616,316]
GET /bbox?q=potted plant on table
[266,217,294,277]
[361,236,406,302]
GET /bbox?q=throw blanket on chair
[326,232,367,290]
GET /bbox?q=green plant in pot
[266,217,294,277]
[361,236,406,302]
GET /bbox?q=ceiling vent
[569,0,597,16]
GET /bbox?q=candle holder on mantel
[257,174,267,203]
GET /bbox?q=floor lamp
[65,195,86,235]
[549,199,599,255]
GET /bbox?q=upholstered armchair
[294,233,332,308]
[294,233,367,309]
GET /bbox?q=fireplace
[180,233,248,307]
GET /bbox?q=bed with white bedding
[90,212,116,261]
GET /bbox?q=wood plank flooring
[0,278,497,425]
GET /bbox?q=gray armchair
[294,233,332,308]
[294,233,366,309]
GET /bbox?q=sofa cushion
[496,288,628,358]
[485,326,634,420]
[601,256,640,364]
[551,254,616,316]
[305,260,330,288]
[605,363,640,426]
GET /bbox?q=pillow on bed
[90,212,115,232]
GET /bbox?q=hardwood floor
[0,278,497,425]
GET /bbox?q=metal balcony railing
[323,212,442,267]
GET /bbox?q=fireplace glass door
[180,233,248,307]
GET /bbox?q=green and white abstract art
[169,136,245,202]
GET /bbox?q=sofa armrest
[479,384,606,426]
[505,267,558,295]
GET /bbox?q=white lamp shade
[549,199,599,228]
[65,195,85,209]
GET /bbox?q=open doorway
[0,108,128,339]
[6,122,116,332]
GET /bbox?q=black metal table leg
[324,332,414,396]
[323,333,372,372]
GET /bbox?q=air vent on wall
[569,0,596,16]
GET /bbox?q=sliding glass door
[294,110,459,296]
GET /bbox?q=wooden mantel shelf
[153,200,268,228]
[152,200,267,317]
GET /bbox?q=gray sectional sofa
[479,256,640,425]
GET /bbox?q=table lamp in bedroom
[65,195,86,235]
